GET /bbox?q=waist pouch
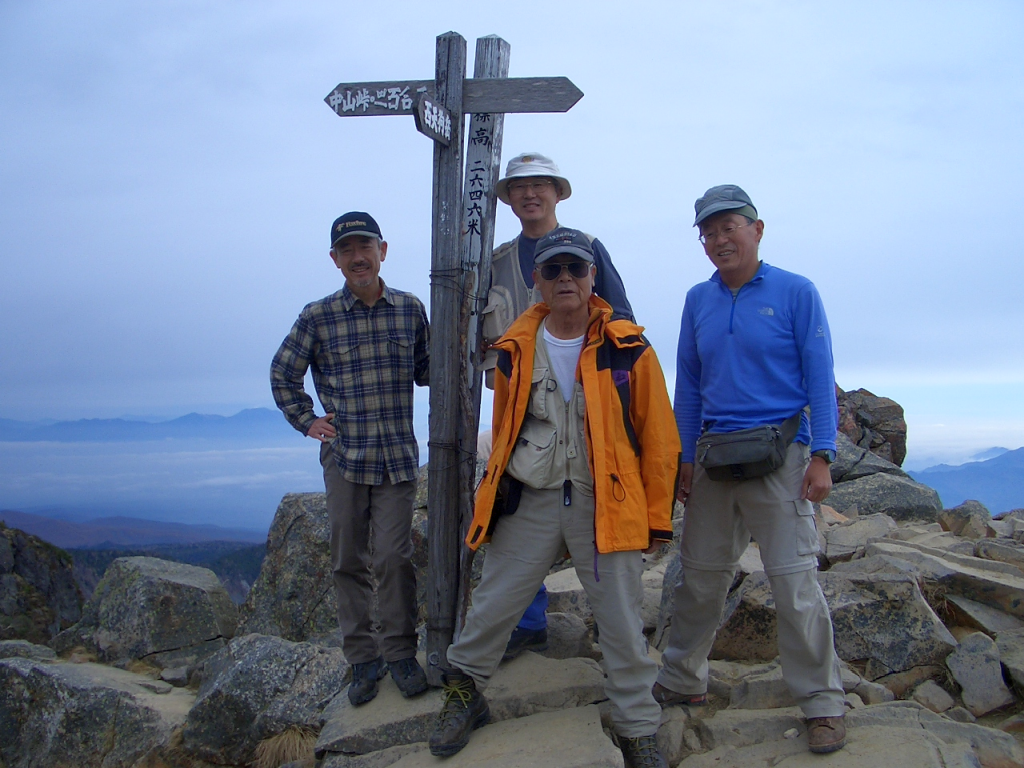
[696,412,802,481]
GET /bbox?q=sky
[2,0,1023,472]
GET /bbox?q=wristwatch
[811,449,836,464]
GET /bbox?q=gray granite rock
[995,627,1024,688]
[975,539,1024,573]
[0,639,56,661]
[0,657,194,767]
[824,513,898,563]
[826,473,942,522]
[939,501,997,540]
[52,556,236,669]
[946,632,1015,716]
[832,431,910,483]
[543,568,591,622]
[944,594,1024,635]
[539,611,594,660]
[181,633,348,766]
[912,680,955,713]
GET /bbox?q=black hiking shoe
[389,656,428,698]
[428,671,490,757]
[348,656,387,706]
[619,734,667,768]
[651,681,707,708]
[502,626,548,661]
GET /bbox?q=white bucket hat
[494,152,572,204]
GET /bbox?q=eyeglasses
[538,261,591,281]
[507,179,555,196]
[698,221,755,245]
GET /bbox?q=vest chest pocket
[528,366,551,420]
[507,419,558,486]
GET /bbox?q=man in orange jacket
[428,228,681,768]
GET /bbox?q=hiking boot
[807,715,846,753]
[348,656,387,706]
[619,734,667,768]
[651,682,707,708]
[428,671,490,757]
[502,626,548,661]
[389,656,428,698]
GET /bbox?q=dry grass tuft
[252,726,317,768]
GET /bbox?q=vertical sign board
[324,35,582,685]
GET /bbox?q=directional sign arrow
[325,76,583,117]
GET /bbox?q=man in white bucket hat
[482,152,636,662]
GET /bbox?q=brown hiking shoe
[428,671,490,757]
[619,734,667,768]
[651,682,707,708]
[807,715,846,753]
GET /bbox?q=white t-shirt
[542,322,585,403]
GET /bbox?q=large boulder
[995,627,1024,689]
[711,570,956,677]
[237,493,336,641]
[827,472,943,522]
[940,501,997,540]
[0,656,194,767]
[831,431,910,484]
[836,386,908,466]
[182,633,348,766]
[52,556,236,671]
[0,524,82,644]
[823,513,898,563]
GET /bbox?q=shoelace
[437,678,475,725]
[622,736,660,767]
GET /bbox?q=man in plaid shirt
[271,211,430,706]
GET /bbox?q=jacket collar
[710,260,772,289]
[338,279,394,311]
[495,295,645,354]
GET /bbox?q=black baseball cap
[533,227,595,265]
[693,185,758,227]
[330,212,382,247]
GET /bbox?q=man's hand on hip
[677,463,694,504]
[307,414,336,443]
[801,457,833,503]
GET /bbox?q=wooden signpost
[325,31,582,685]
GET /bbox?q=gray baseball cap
[494,152,572,204]
[693,185,758,227]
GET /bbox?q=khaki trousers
[321,446,418,664]
[448,485,662,737]
[658,443,845,718]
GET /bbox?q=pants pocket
[793,500,819,556]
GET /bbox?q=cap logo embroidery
[345,220,367,228]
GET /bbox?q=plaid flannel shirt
[271,281,429,486]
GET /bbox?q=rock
[915,707,1024,768]
[902,530,978,555]
[543,568,591,621]
[181,633,348,766]
[0,638,56,661]
[237,493,337,641]
[540,611,593,660]
[836,386,908,466]
[912,680,955,713]
[995,627,1024,688]
[316,653,606,757]
[975,539,1024,573]
[680,725,979,767]
[383,705,623,768]
[944,595,1024,635]
[826,473,943,522]
[0,524,82,644]
[946,632,1015,716]
[947,706,977,723]
[52,556,236,670]
[940,501,997,540]
[996,712,1024,733]
[690,706,804,752]
[824,513,898,563]
[0,657,194,767]
[818,504,849,525]
[657,706,692,766]
[873,665,945,698]
[865,541,1024,619]
[728,661,795,709]
[832,431,911,483]
[711,570,956,677]
[321,743,428,768]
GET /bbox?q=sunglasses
[538,261,591,281]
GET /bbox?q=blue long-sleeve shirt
[674,262,838,463]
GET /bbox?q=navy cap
[533,227,596,265]
[330,212,382,247]
[693,185,758,227]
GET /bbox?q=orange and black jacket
[467,296,681,554]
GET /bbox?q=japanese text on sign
[328,84,425,114]
[420,98,452,142]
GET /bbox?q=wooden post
[454,35,511,638]
[425,31,467,686]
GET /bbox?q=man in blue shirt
[655,186,847,754]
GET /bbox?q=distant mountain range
[0,408,299,443]
[0,508,266,548]
[909,447,1024,514]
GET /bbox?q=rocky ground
[3,393,1024,766]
